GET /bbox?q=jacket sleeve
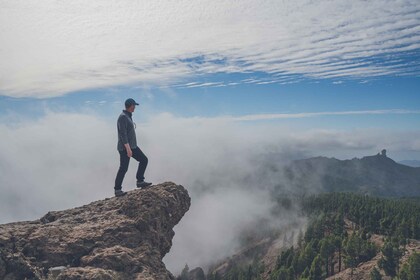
[117,116,129,145]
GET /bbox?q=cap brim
[135,102,139,105]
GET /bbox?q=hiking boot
[137,180,153,189]
[114,189,127,197]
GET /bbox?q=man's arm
[124,143,132,157]
[118,117,132,157]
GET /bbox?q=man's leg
[131,147,148,182]
[114,150,130,190]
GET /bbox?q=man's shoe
[137,180,153,189]
[114,189,126,197]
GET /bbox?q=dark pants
[114,147,148,190]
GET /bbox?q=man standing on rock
[114,98,152,197]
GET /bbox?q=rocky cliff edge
[0,182,190,280]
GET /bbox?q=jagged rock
[55,267,118,280]
[187,267,205,280]
[0,182,190,280]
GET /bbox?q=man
[114,98,152,197]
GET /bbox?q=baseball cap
[125,98,139,107]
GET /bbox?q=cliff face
[0,182,190,280]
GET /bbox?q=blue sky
[1,74,419,131]
[0,0,419,158]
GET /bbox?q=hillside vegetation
[202,193,420,280]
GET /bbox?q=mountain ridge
[179,151,420,279]
[399,160,420,168]
[283,150,420,197]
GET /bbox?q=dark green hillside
[203,193,420,280]
[302,192,420,239]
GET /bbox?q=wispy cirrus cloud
[162,109,420,122]
[0,0,419,97]
[233,109,420,121]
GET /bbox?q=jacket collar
[122,110,132,118]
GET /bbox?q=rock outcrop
[0,182,190,280]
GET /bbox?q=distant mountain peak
[285,150,420,197]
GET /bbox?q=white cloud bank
[0,0,419,97]
[1,111,420,274]
[190,109,420,122]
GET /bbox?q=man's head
[124,98,139,112]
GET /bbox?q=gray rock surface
[0,182,190,280]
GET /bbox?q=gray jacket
[117,110,137,151]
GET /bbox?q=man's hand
[127,148,132,158]
[124,143,132,157]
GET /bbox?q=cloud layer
[1,111,420,274]
[1,0,419,97]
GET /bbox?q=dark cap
[125,98,139,107]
